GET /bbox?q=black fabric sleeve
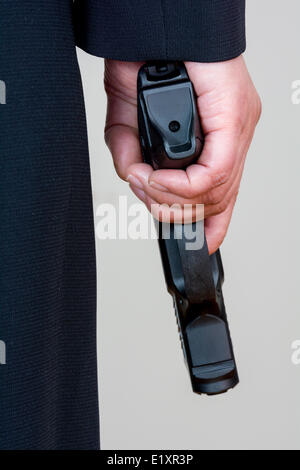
[73,0,246,63]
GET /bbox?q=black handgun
[137,62,239,395]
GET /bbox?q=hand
[104,57,261,253]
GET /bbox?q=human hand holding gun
[104,56,261,254]
[104,57,261,395]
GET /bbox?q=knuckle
[232,114,244,134]
[204,187,224,206]
[210,170,231,189]
[213,190,238,216]
[214,199,228,215]
[248,92,262,126]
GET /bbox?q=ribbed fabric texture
[73,0,246,62]
[0,1,99,450]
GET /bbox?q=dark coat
[0,0,245,450]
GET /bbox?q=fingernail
[149,181,168,192]
[127,174,144,190]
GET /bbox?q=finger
[127,187,205,224]
[138,155,243,232]
[104,68,143,180]
[144,198,204,224]
[105,124,144,180]
[132,145,246,218]
[144,131,239,199]
[205,197,236,254]
[104,59,142,104]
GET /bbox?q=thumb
[105,123,143,181]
